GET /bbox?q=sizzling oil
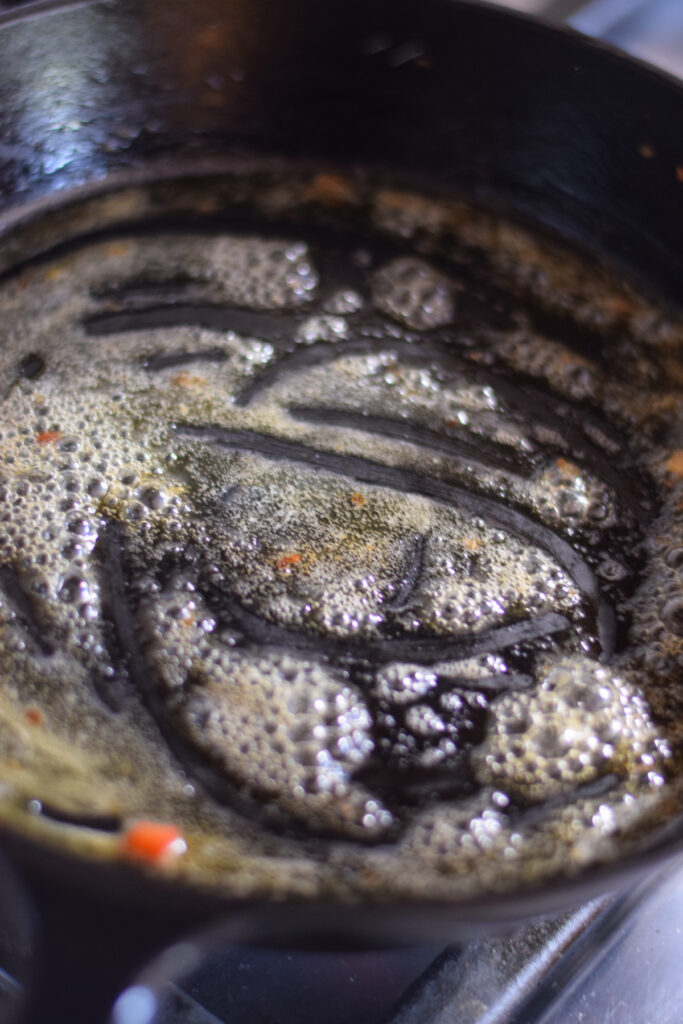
[0,172,681,900]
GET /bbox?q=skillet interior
[0,0,682,942]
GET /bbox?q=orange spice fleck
[24,707,43,726]
[556,457,580,478]
[676,165,683,184]
[666,451,683,478]
[308,173,356,207]
[638,143,655,159]
[556,349,593,369]
[45,266,65,282]
[196,196,219,214]
[604,294,636,318]
[106,242,131,258]
[171,372,205,389]
[651,393,679,414]
[350,492,366,507]
[36,430,62,445]
[464,538,481,551]
[120,821,187,863]
[276,552,302,571]
[467,351,487,364]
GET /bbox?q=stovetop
[106,854,683,1024]
[1,846,682,1024]
[104,856,683,1024]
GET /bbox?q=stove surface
[113,854,683,1024]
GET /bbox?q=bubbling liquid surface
[0,173,681,901]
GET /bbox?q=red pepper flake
[309,173,356,207]
[24,706,43,726]
[349,492,366,507]
[556,456,580,479]
[36,430,62,445]
[676,165,683,184]
[106,242,131,258]
[604,294,635,317]
[276,552,302,571]
[171,372,204,389]
[120,821,187,862]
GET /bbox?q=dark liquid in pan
[0,174,680,899]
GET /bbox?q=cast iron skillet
[0,0,682,1020]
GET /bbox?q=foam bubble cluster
[371,257,455,329]
[473,659,667,801]
[142,590,392,838]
